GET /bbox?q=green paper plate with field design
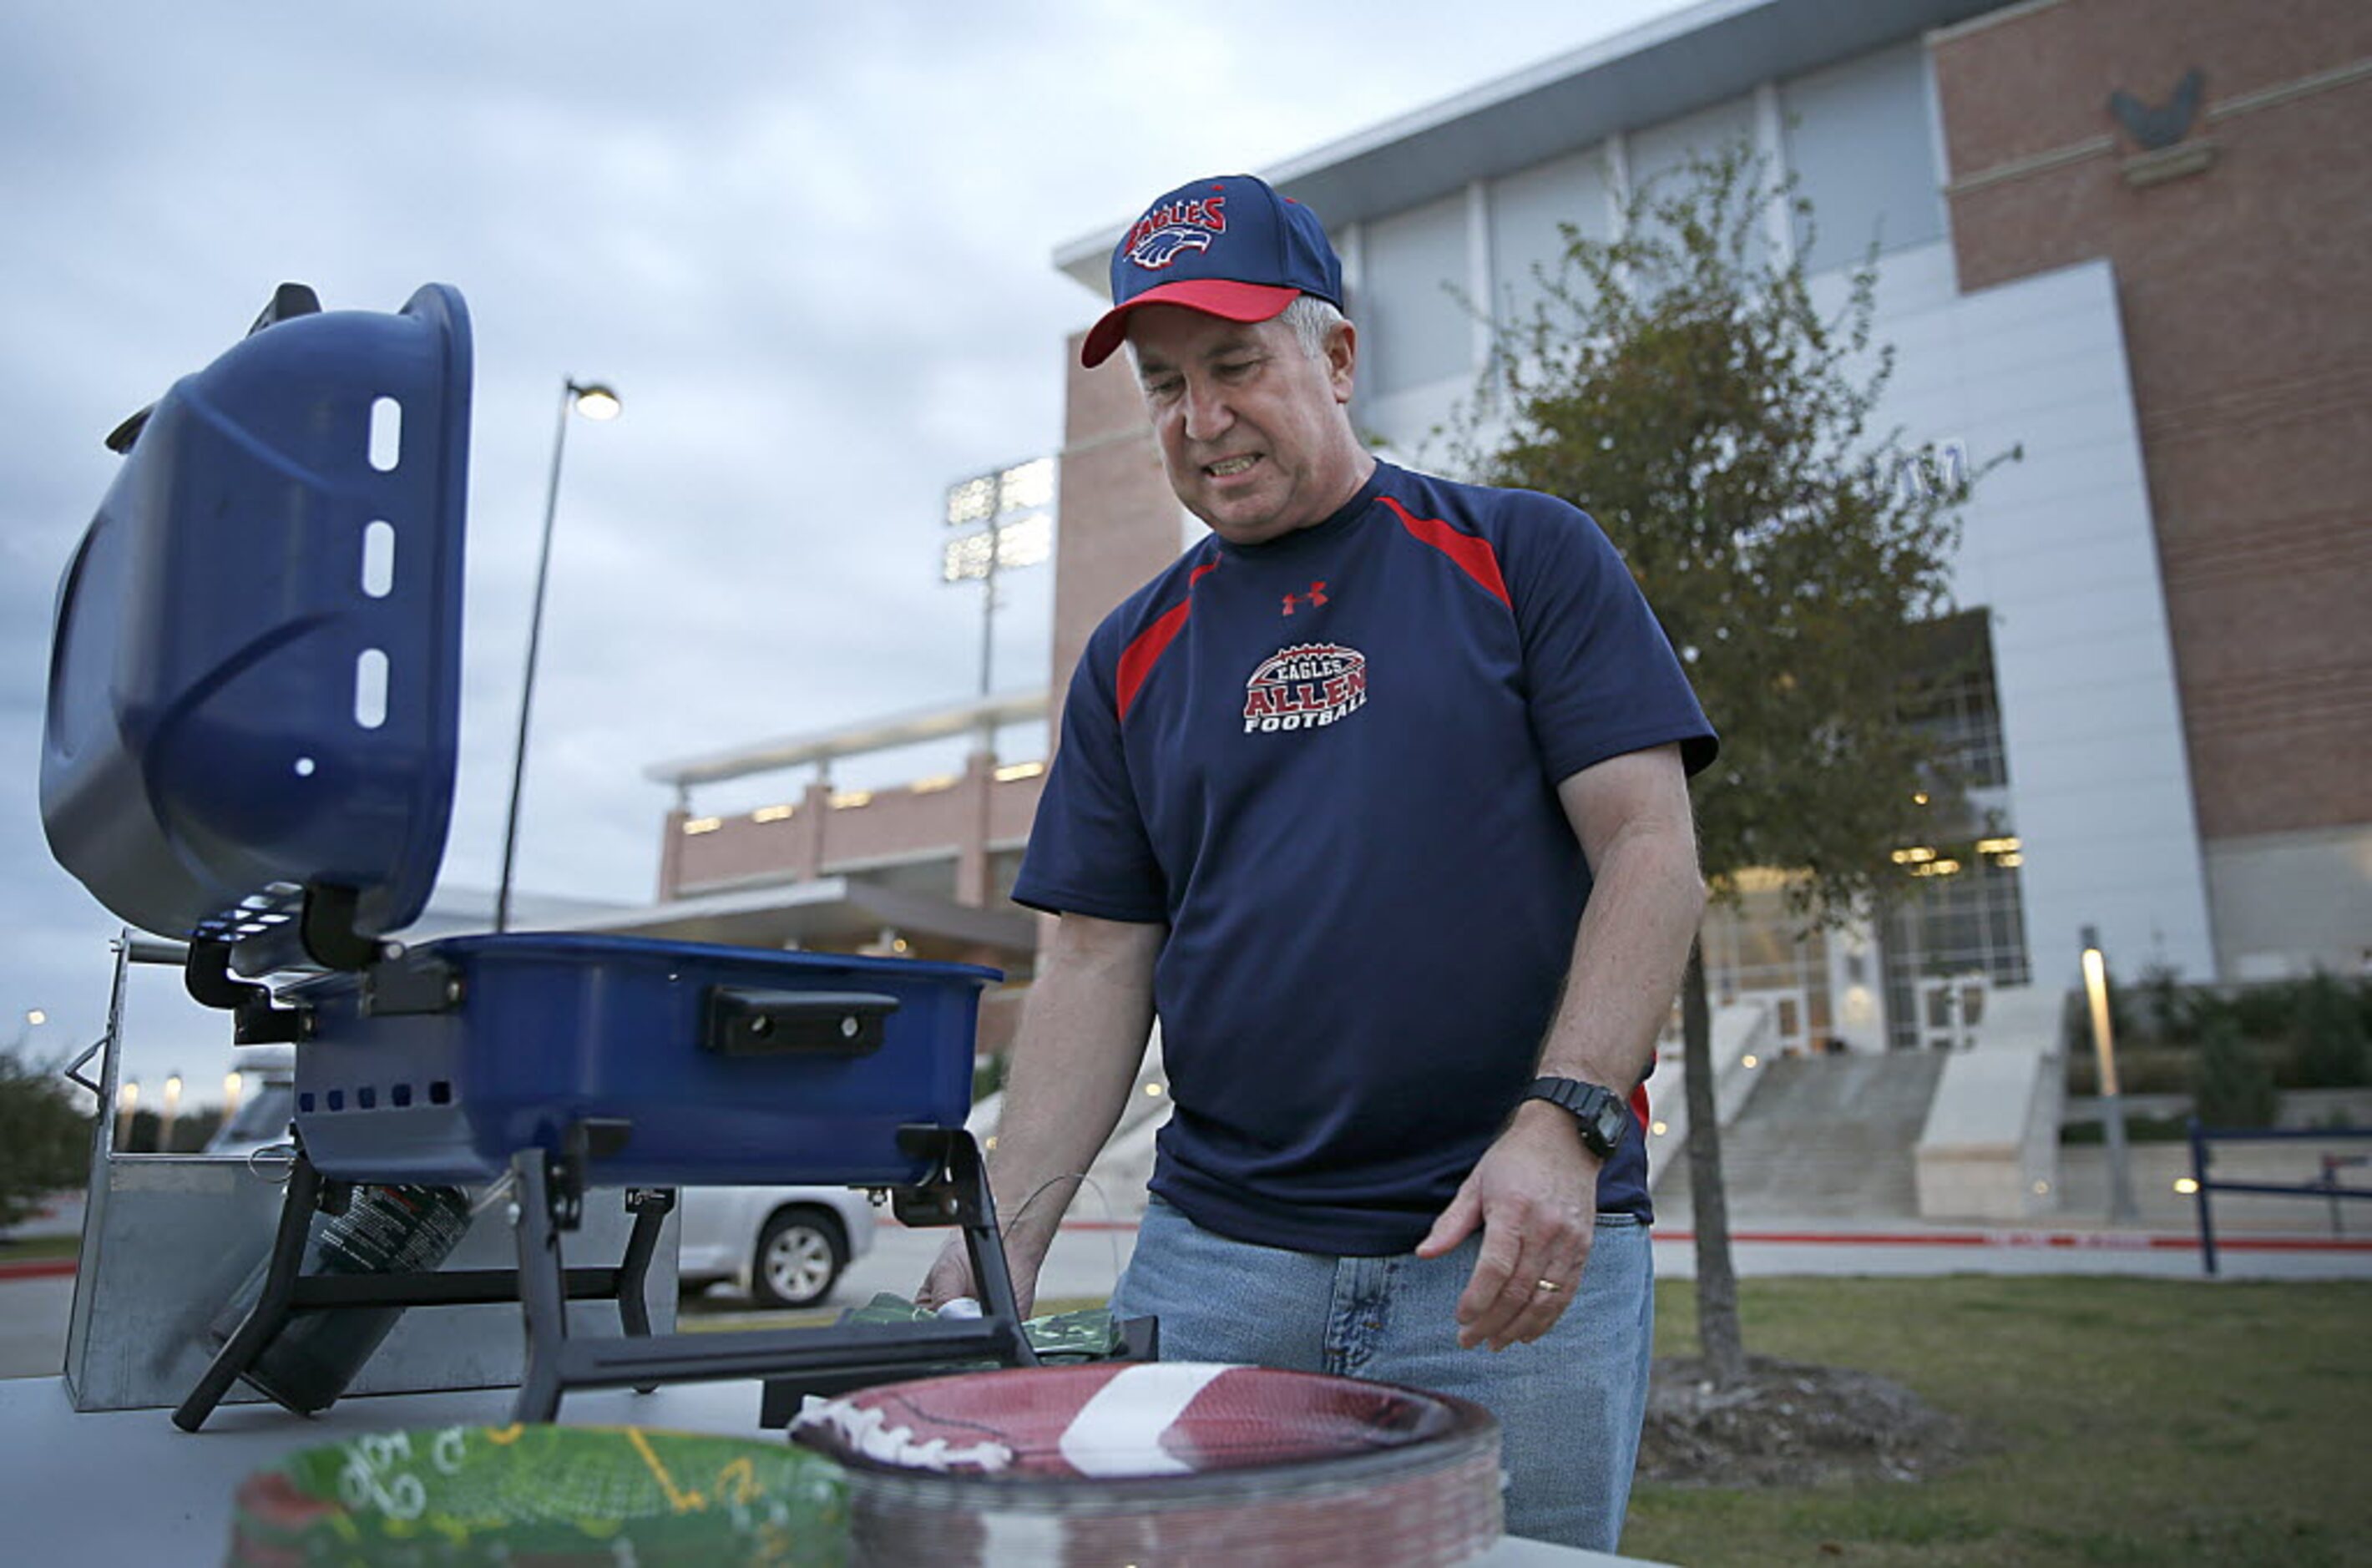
[225,1424,849,1566]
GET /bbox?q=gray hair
[1279,295,1350,358]
[1125,294,1352,373]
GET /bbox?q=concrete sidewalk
[11,1160,2367,1384]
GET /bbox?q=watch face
[1530,1077,1626,1156]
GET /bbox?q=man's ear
[1327,321,1358,404]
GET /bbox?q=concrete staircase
[1656,1051,1949,1223]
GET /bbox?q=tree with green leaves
[1453,145,2011,1386]
[0,1050,93,1234]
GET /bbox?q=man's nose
[1181,377,1233,443]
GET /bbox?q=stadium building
[638,0,2370,1062]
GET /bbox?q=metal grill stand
[508,1121,1039,1424]
[174,1111,1036,1430]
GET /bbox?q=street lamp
[495,377,622,934]
[2081,925,2142,1224]
[6,1008,43,1054]
[160,1072,185,1154]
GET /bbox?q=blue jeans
[1110,1196,1654,1551]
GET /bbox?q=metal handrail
[2187,1119,2372,1274]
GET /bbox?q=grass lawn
[1625,1275,2370,1567]
[0,1235,78,1263]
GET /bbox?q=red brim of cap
[1080,280,1304,368]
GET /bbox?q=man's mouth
[1205,455,1260,478]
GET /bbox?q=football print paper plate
[791,1363,1501,1566]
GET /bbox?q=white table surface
[0,1375,1668,1565]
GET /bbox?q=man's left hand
[1414,1105,1600,1351]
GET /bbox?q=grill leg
[173,1153,326,1431]
[510,1150,569,1424]
[947,1133,1036,1369]
[615,1188,672,1340]
[617,1188,674,1395]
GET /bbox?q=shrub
[2177,984,2240,1046]
[2192,1014,2278,1129]
[2291,969,2369,1089]
[2063,1044,2201,1098]
[2228,980,2301,1041]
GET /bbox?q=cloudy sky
[1,1,1695,1102]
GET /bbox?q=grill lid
[40,283,471,969]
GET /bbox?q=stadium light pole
[495,377,621,934]
[939,457,1055,701]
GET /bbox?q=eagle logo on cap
[1123,195,1227,272]
[1127,225,1213,270]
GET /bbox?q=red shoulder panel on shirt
[1115,559,1219,722]
[1378,495,1510,609]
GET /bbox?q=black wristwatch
[1520,1075,1631,1160]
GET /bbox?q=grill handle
[702,988,898,1058]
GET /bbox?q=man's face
[1127,304,1366,548]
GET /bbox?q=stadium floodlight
[941,457,1057,697]
[940,513,1053,583]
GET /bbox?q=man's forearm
[983,913,1163,1265]
[1539,751,1706,1093]
[1536,821,1704,1090]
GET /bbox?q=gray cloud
[0,0,1683,1094]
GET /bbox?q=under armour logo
[1281,580,1330,616]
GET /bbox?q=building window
[1362,190,1474,397]
[1488,144,1614,332]
[1779,41,1945,275]
[1903,609,2008,791]
[1880,607,2027,1044]
[1879,853,2034,1049]
[1626,94,1765,268]
[1696,873,1836,1055]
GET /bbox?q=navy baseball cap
[1081,174,1345,368]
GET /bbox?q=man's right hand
[908,912,1161,1323]
[915,1230,1038,1320]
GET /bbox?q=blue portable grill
[39,283,1038,1429]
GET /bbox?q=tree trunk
[1680,935,1749,1386]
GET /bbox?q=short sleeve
[1503,498,1719,784]
[1009,630,1171,923]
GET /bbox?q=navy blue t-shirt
[1013,462,1717,1254]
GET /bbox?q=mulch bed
[1638,1356,1984,1488]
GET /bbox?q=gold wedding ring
[1536,1278,1561,1294]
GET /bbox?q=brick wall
[1051,327,1187,724]
[1933,0,2372,839]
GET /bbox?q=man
[921,173,1716,1550]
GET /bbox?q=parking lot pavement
[0,1276,73,1380]
[841,1219,1136,1309]
[10,1192,85,1242]
[14,1208,2362,1384]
